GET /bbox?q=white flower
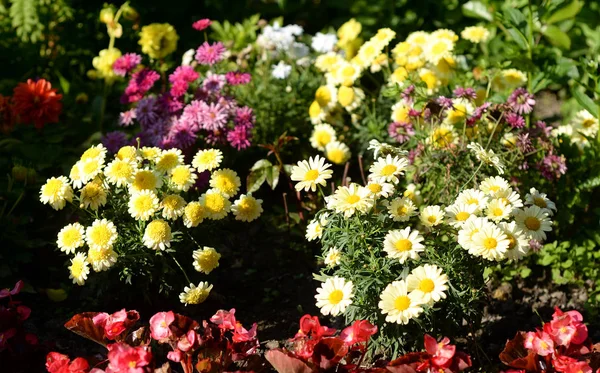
[324,248,342,267]
[272,61,292,79]
[514,206,553,241]
[525,188,556,215]
[406,264,449,305]
[498,221,530,261]
[57,223,86,254]
[315,277,354,316]
[86,247,118,272]
[306,219,324,241]
[290,155,333,192]
[383,227,425,263]
[326,184,374,218]
[467,142,505,174]
[369,154,409,184]
[456,188,489,213]
[179,282,212,305]
[485,198,512,222]
[378,280,424,325]
[420,205,444,228]
[312,32,338,53]
[479,176,511,196]
[142,219,172,251]
[445,203,477,228]
[310,124,337,151]
[288,42,310,59]
[365,180,395,198]
[470,221,510,261]
[387,197,417,222]
[458,216,491,255]
[182,48,195,66]
[69,252,90,286]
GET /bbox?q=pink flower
[227,124,252,150]
[552,308,588,345]
[210,309,237,330]
[113,53,142,77]
[0,280,23,298]
[339,320,378,345]
[226,71,251,86]
[149,311,175,341]
[192,18,212,31]
[531,332,554,356]
[523,331,536,349]
[424,334,456,368]
[93,309,140,340]
[120,69,160,104]
[200,102,228,130]
[119,109,136,127]
[106,343,152,373]
[565,362,593,373]
[0,328,16,350]
[195,42,226,66]
[176,330,199,352]
[233,323,258,343]
[46,352,90,373]
[166,350,183,363]
[552,355,577,372]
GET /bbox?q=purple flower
[113,53,142,76]
[140,121,168,147]
[518,161,529,170]
[507,88,535,114]
[437,96,453,109]
[136,97,160,128]
[225,71,251,85]
[101,131,129,153]
[538,153,567,180]
[200,102,228,131]
[388,121,415,144]
[203,73,226,92]
[227,124,252,150]
[157,93,183,114]
[401,85,415,104]
[453,87,476,100]
[119,109,137,127]
[516,133,533,153]
[163,119,197,149]
[466,102,491,126]
[506,112,525,129]
[529,239,542,252]
[195,42,226,65]
[121,69,160,104]
[181,100,207,131]
[536,120,552,138]
[234,106,255,127]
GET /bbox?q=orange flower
[13,79,62,129]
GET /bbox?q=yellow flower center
[315,86,332,107]
[489,185,500,192]
[185,288,210,304]
[89,226,112,247]
[432,128,454,147]
[431,41,448,55]
[81,148,102,161]
[419,279,435,293]
[394,239,412,252]
[483,238,497,250]
[338,86,354,106]
[133,171,157,191]
[525,217,541,231]
[368,184,382,193]
[346,194,360,204]
[328,289,344,304]
[198,152,216,165]
[309,101,322,118]
[44,179,63,197]
[134,195,154,212]
[82,183,103,198]
[162,195,182,210]
[493,208,504,217]
[171,167,191,186]
[117,146,137,160]
[427,215,437,223]
[238,198,255,212]
[146,220,170,241]
[82,159,101,175]
[394,295,411,311]
[315,131,332,147]
[583,118,596,128]
[205,193,225,212]
[397,205,409,216]
[129,361,137,368]
[456,212,470,221]
[304,169,320,181]
[71,261,84,277]
[196,252,219,272]
[157,154,179,172]
[185,203,205,223]
[507,235,516,250]
[533,197,547,208]
[327,148,346,164]
[62,229,81,246]
[111,161,133,178]
[88,247,110,262]
[466,198,479,205]
[380,164,397,176]
[341,65,356,78]
[213,175,236,195]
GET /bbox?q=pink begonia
[149,311,175,341]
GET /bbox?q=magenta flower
[119,109,137,127]
[506,112,525,129]
[234,106,255,126]
[539,153,567,180]
[203,73,226,92]
[436,96,453,109]
[112,53,142,77]
[121,69,160,104]
[168,66,199,98]
[192,18,212,31]
[227,124,252,150]
[200,102,228,130]
[226,71,251,85]
[106,342,152,372]
[516,133,533,153]
[508,88,535,114]
[163,119,197,149]
[101,131,129,154]
[195,42,226,66]
[401,85,415,104]
[149,311,174,341]
[453,87,476,100]
[182,100,207,130]
[388,121,415,144]
[0,280,23,299]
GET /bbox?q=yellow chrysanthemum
[79,180,108,210]
[429,124,458,149]
[78,157,104,184]
[315,52,343,72]
[139,23,179,59]
[143,219,172,250]
[69,253,90,286]
[128,190,160,221]
[209,169,241,197]
[130,169,162,193]
[183,201,207,227]
[85,219,118,250]
[179,282,212,305]
[310,124,337,151]
[140,146,161,161]
[57,223,85,254]
[192,247,221,274]
[201,189,231,220]
[169,165,197,192]
[192,149,223,172]
[92,48,122,81]
[87,247,117,272]
[40,176,74,211]
[461,26,490,43]
[155,149,183,173]
[104,159,137,187]
[80,144,107,163]
[325,141,351,165]
[231,194,263,222]
[161,194,187,220]
[116,146,139,161]
[337,19,362,45]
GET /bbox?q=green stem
[460,162,484,191]
[170,253,192,284]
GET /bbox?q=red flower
[106,343,152,373]
[295,315,336,340]
[551,308,588,345]
[210,308,237,330]
[564,362,593,373]
[93,309,140,340]
[423,334,456,369]
[45,352,90,373]
[12,79,62,128]
[192,18,212,31]
[149,311,174,341]
[339,320,378,345]
[233,322,258,343]
[531,331,554,356]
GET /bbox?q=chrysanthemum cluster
[40,144,263,303]
[292,144,554,347]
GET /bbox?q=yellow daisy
[369,154,409,184]
[231,194,263,222]
[85,219,118,250]
[183,201,208,228]
[116,145,139,161]
[104,159,137,187]
[192,246,221,274]
[128,190,160,221]
[154,149,184,173]
[325,141,351,165]
[310,124,337,151]
[161,194,187,220]
[387,197,417,222]
[57,223,85,254]
[130,168,162,193]
[461,26,490,43]
[209,169,241,197]
[169,165,197,192]
[142,219,172,250]
[179,282,212,305]
[40,176,74,211]
[326,183,374,218]
[69,252,90,286]
[419,205,444,228]
[201,189,231,220]
[79,180,107,210]
[87,247,118,272]
[192,148,223,172]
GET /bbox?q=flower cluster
[39,144,263,302]
[500,308,599,373]
[46,308,259,373]
[266,314,471,373]
[553,109,599,148]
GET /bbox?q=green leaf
[520,267,532,278]
[55,71,70,95]
[561,259,573,269]
[504,7,527,26]
[572,89,599,117]
[265,165,280,190]
[246,168,267,193]
[250,159,272,171]
[542,25,571,49]
[507,28,529,50]
[546,0,583,24]
[462,1,493,21]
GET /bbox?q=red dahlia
[13,79,62,129]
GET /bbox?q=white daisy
[142,219,172,251]
[128,190,160,221]
[290,156,333,192]
[315,277,354,316]
[387,197,417,222]
[378,280,424,325]
[369,154,409,184]
[406,264,449,305]
[479,176,510,196]
[306,219,324,241]
[365,180,395,198]
[456,188,489,213]
[324,248,342,267]
[383,227,425,263]
[525,188,556,215]
[69,252,90,286]
[457,216,491,255]
[471,221,510,261]
[513,206,553,241]
[310,124,337,151]
[498,221,530,261]
[86,247,118,272]
[419,205,444,228]
[445,203,477,228]
[326,184,374,218]
[485,198,512,222]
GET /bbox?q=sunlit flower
[128,190,160,221]
[86,219,118,250]
[315,276,354,316]
[79,180,107,210]
[201,189,231,220]
[69,162,84,189]
[179,282,212,305]
[310,124,337,151]
[467,142,505,174]
[485,198,512,222]
[456,188,489,212]
[78,157,105,184]
[154,149,183,173]
[13,78,63,128]
[406,264,448,305]
[92,48,122,81]
[471,220,509,260]
[388,197,417,222]
[525,188,556,215]
[40,176,74,210]
[325,141,351,165]
[420,205,444,228]
[333,61,361,86]
[365,180,395,198]
[231,194,263,222]
[514,206,553,241]
[498,221,530,261]
[315,52,343,72]
[314,85,337,110]
[572,109,599,137]
[57,223,85,254]
[457,216,490,255]
[383,227,425,263]
[143,219,172,250]
[306,219,324,241]
[87,247,118,272]
[116,145,139,162]
[324,248,342,267]
[369,154,408,184]
[291,156,333,192]
[161,194,187,220]
[272,61,292,79]
[445,203,477,228]
[312,32,338,53]
[183,201,207,227]
[168,165,197,192]
[69,252,90,286]
[423,37,454,64]
[130,169,162,193]
[209,169,241,197]
[192,148,223,172]
[104,159,137,187]
[140,146,161,161]
[192,247,221,274]
[378,280,424,325]
[461,26,490,43]
[139,23,178,59]
[327,184,374,218]
[428,124,458,149]
[479,176,510,196]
